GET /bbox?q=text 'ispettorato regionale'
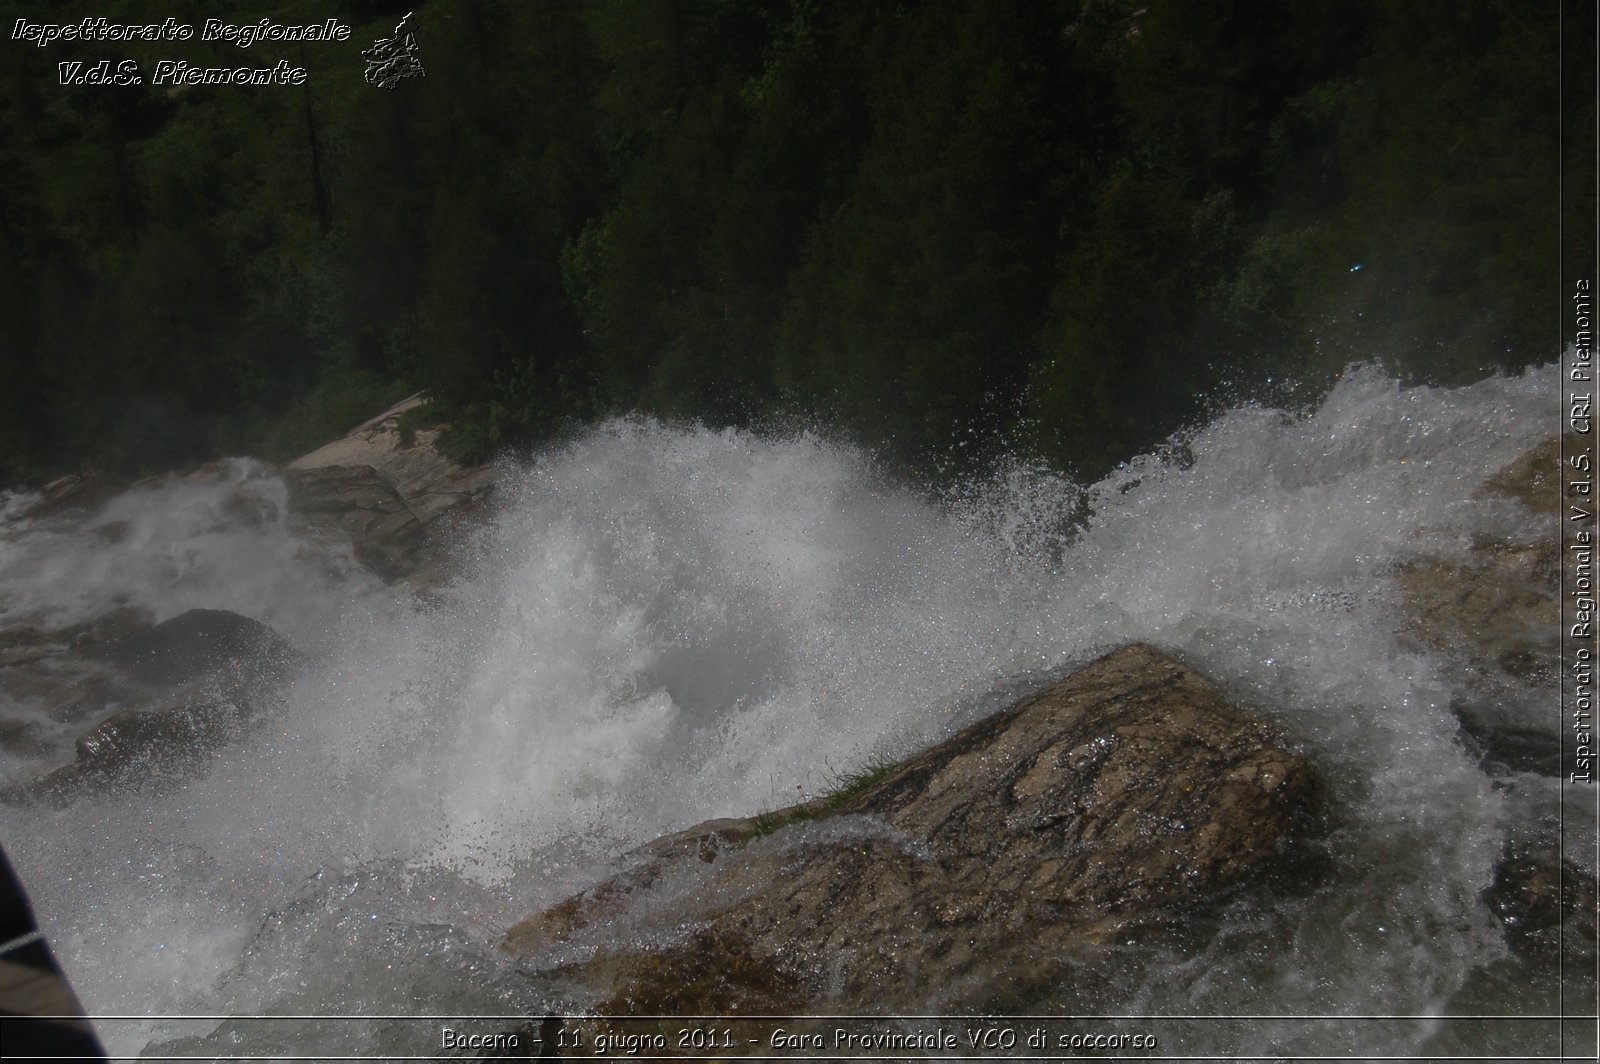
[12,17,353,87]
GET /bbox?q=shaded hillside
[0,0,1588,486]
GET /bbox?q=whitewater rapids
[0,364,1585,1059]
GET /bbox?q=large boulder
[504,644,1317,1016]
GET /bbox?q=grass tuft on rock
[749,756,902,839]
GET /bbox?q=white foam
[0,364,1569,1057]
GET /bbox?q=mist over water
[0,365,1577,1058]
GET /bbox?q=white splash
[0,364,1572,1059]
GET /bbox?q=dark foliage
[0,0,1579,487]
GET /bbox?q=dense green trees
[0,0,1582,488]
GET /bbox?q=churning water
[0,364,1588,1059]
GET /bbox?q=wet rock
[282,462,407,527]
[1396,539,1559,685]
[0,645,51,670]
[0,609,300,806]
[0,718,47,756]
[73,703,238,772]
[1398,437,1566,774]
[0,607,151,659]
[1483,434,1562,515]
[57,605,158,656]
[24,700,247,805]
[39,672,122,725]
[1397,435,1565,666]
[1453,709,1563,776]
[1486,848,1598,957]
[10,473,119,521]
[505,644,1317,1015]
[0,608,155,728]
[0,663,92,728]
[85,608,297,689]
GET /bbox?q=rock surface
[2,395,489,805]
[6,473,120,522]
[283,464,427,581]
[0,609,157,769]
[1482,433,1562,516]
[84,607,297,689]
[1485,847,1600,953]
[1394,435,1598,1002]
[28,700,246,802]
[505,644,1316,1015]
[284,395,494,586]
[1,608,299,806]
[1397,537,1560,693]
[1397,436,1565,771]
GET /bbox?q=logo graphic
[363,11,424,90]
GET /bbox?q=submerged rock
[1397,436,1596,997]
[505,644,1317,1015]
[0,615,151,788]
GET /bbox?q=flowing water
[0,364,1589,1060]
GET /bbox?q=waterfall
[0,363,1582,1059]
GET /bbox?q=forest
[0,0,1591,487]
